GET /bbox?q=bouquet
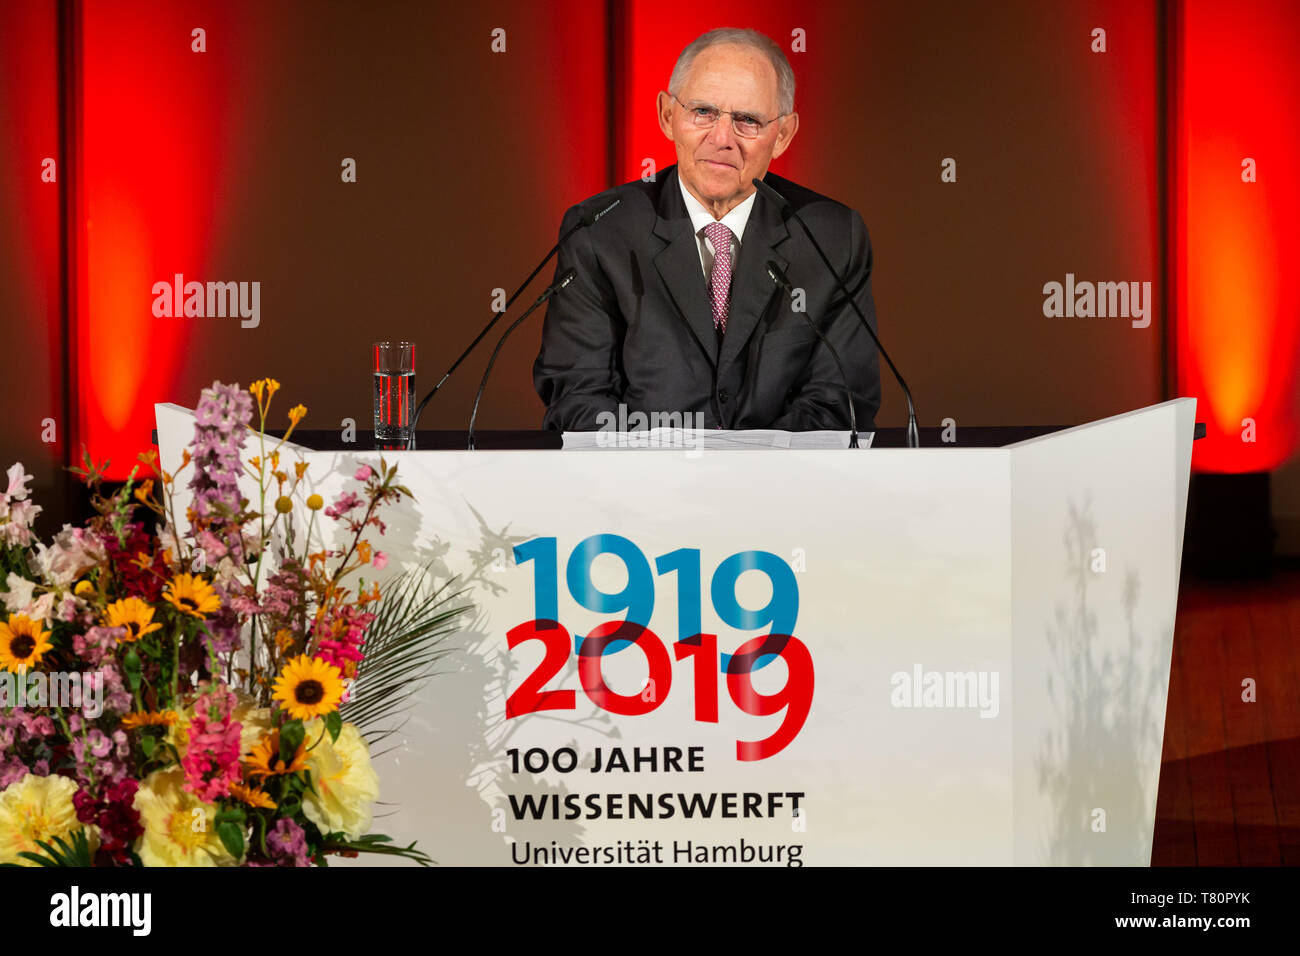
[0,379,468,866]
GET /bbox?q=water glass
[373,341,415,443]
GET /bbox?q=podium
[155,398,1196,866]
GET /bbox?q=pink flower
[325,491,363,519]
[354,465,373,481]
[181,683,243,803]
[371,550,388,571]
[314,604,376,677]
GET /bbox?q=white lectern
[156,398,1196,866]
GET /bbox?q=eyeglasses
[669,93,786,139]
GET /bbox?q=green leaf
[11,830,95,867]
[280,719,305,762]
[123,648,143,693]
[216,821,244,859]
[215,806,247,826]
[319,831,433,866]
[325,710,342,742]
[139,733,156,758]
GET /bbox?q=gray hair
[668,28,795,116]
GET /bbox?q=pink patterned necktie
[704,221,734,334]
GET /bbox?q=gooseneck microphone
[408,196,620,438]
[766,261,859,449]
[467,267,577,451]
[752,177,919,448]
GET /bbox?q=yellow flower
[245,729,309,780]
[133,768,237,866]
[105,597,163,643]
[274,628,296,654]
[306,494,323,511]
[228,781,276,810]
[274,495,293,514]
[357,540,372,564]
[287,404,307,426]
[302,720,380,841]
[272,655,345,721]
[73,580,95,597]
[0,615,53,673]
[249,378,280,405]
[121,710,179,730]
[162,573,221,619]
[0,774,98,866]
[133,479,154,504]
[294,461,308,479]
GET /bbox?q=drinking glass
[373,341,415,444]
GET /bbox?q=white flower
[25,593,55,626]
[0,573,37,612]
[33,525,104,589]
[0,498,40,547]
[3,463,33,500]
[301,721,380,840]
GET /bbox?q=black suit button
[718,389,730,403]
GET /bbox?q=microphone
[752,177,918,448]
[766,262,859,448]
[467,267,578,450]
[407,195,620,439]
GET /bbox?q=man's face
[657,43,799,216]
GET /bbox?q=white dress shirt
[678,174,757,284]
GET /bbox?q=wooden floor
[1152,566,1300,865]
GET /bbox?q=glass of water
[373,341,415,444]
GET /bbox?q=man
[533,27,881,432]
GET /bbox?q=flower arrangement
[0,379,468,866]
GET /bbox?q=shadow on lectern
[1035,496,1166,865]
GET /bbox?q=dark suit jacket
[533,165,882,431]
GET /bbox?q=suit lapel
[654,168,719,366]
[718,185,790,375]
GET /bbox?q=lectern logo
[152,274,261,328]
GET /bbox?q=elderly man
[533,27,881,432]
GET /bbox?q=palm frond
[2,829,96,867]
[321,832,434,866]
[341,563,473,744]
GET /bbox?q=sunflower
[121,710,179,730]
[104,597,163,643]
[162,573,221,619]
[245,730,309,780]
[271,655,345,721]
[227,781,276,810]
[0,615,53,673]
